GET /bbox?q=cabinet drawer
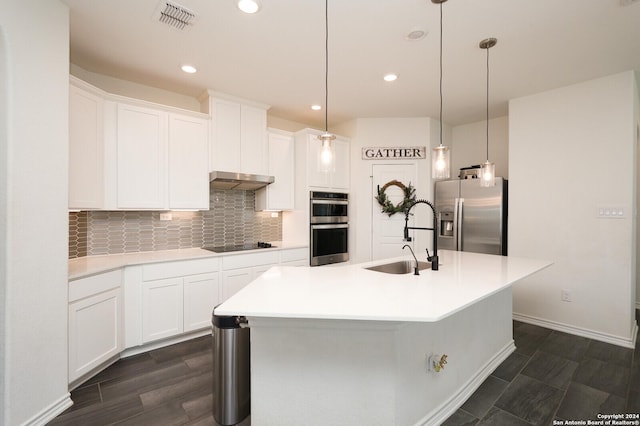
[222,251,280,270]
[69,269,122,302]
[280,248,308,263]
[142,257,220,281]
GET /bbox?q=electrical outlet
[561,289,572,302]
[160,212,172,221]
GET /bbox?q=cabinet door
[68,288,122,382]
[184,273,220,332]
[240,104,267,175]
[212,99,241,172]
[331,138,350,190]
[117,103,167,209]
[69,84,104,209]
[222,268,253,301]
[142,278,183,343]
[168,113,209,209]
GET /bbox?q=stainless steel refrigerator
[434,177,507,255]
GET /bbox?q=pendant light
[318,0,335,171]
[479,37,497,187]
[431,0,450,180]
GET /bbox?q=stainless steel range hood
[209,171,275,190]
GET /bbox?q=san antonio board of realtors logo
[362,146,426,160]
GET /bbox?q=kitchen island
[215,250,552,426]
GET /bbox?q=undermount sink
[365,260,432,274]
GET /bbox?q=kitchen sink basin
[365,260,432,274]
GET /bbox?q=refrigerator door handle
[453,197,459,251]
[457,198,464,251]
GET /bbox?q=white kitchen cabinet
[69,78,105,209]
[141,277,184,343]
[221,250,279,301]
[222,268,254,301]
[201,91,270,175]
[168,113,209,209]
[68,270,122,383]
[116,103,168,209]
[184,273,220,332]
[295,128,350,191]
[255,129,295,211]
[69,77,210,211]
[139,258,220,344]
[279,247,309,266]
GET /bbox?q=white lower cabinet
[221,251,280,301]
[222,268,254,301]
[139,259,221,344]
[141,277,184,343]
[141,273,221,343]
[184,273,220,332]
[68,270,122,383]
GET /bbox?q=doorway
[371,163,417,260]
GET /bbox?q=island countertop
[215,250,552,322]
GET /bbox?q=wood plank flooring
[50,321,640,425]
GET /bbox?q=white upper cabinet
[255,129,295,211]
[69,77,210,211]
[211,98,242,172]
[201,91,269,175]
[168,113,209,209]
[69,78,105,209]
[116,103,168,209]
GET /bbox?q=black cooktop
[202,242,275,253]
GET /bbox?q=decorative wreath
[375,180,416,216]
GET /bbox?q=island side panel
[248,287,514,426]
[395,287,513,425]
[249,319,399,426]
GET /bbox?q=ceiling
[63,0,640,129]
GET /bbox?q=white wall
[452,116,509,179]
[1,1,72,424]
[348,117,449,263]
[509,71,638,347]
[70,64,202,113]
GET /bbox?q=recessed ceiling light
[237,0,261,14]
[383,74,398,82]
[311,104,322,111]
[181,64,197,74]
[406,27,427,41]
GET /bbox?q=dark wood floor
[50,321,640,425]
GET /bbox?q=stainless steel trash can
[212,309,250,426]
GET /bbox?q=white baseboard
[415,341,516,426]
[513,312,638,349]
[23,393,73,426]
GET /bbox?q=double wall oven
[310,191,349,266]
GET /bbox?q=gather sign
[362,146,426,160]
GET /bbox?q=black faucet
[402,244,420,275]
[403,199,439,271]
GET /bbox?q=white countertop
[215,250,553,322]
[68,242,306,280]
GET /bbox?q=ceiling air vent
[153,1,196,31]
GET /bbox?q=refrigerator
[434,177,508,256]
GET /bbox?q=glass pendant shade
[318,132,335,171]
[480,160,495,187]
[432,145,450,179]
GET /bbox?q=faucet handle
[404,237,412,242]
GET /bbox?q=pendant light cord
[324,0,329,133]
[485,45,489,161]
[438,2,443,148]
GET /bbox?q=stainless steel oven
[310,191,349,266]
